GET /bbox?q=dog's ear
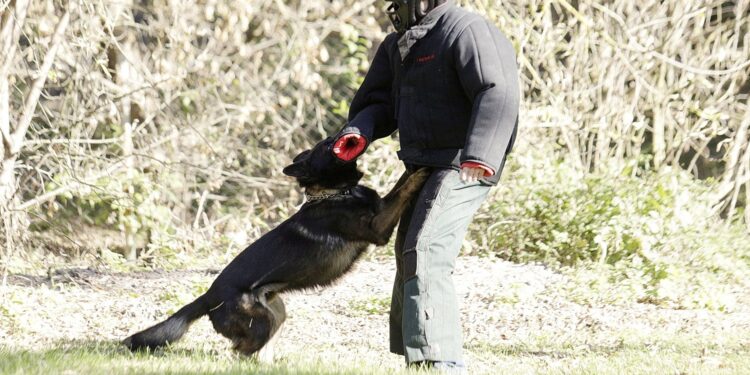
[292,150,312,163]
[284,149,312,177]
[283,161,307,177]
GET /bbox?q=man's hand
[460,166,485,183]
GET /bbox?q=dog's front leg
[368,168,431,245]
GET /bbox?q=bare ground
[1,256,749,373]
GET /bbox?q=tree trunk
[0,156,19,253]
[0,157,16,208]
[1,44,18,258]
[0,72,12,207]
[123,120,137,260]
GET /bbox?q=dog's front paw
[404,168,431,191]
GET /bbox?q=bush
[473,141,750,310]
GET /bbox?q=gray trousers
[389,168,491,363]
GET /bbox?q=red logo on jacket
[416,54,436,63]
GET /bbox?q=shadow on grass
[6,268,220,288]
[468,341,623,360]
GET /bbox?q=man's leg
[395,168,490,364]
[389,184,417,355]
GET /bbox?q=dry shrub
[463,0,749,222]
[6,0,390,258]
[3,0,749,261]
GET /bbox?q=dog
[122,137,430,357]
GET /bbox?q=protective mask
[385,0,446,34]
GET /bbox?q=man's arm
[334,34,398,161]
[454,19,520,177]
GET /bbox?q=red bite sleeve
[332,134,368,162]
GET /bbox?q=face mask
[385,0,446,34]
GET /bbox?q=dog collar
[305,188,352,202]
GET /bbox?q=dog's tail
[122,294,210,351]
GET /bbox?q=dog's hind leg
[253,283,287,340]
[252,283,287,307]
[253,283,288,344]
[256,295,286,363]
[231,284,287,357]
[257,326,281,363]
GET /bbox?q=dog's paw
[404,168,431,190]
[256,344,275,364]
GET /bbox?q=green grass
[2,333,748,375]
[468,331,750,375]
[0,342,404,375]
[347,296,391,316]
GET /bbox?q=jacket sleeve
[454,19,520,172]
[339,34,397,142]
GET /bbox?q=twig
[11,8,70,153]
[25,137,123,146]
[0,0,30,77]
[193,190,209,229]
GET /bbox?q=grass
[0,341,405,375]
[467,331,750,375]
[347,296,391,316]
[2,332,748,375]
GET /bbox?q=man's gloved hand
[332,133,368,162]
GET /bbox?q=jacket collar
[397,0,454,60]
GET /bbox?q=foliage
[459,0,750,221]
[1,0,389,257]
[50,172,173,239]
[474,138,750,309]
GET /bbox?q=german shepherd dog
[123,137,429,356]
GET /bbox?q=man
[329,0,519,370]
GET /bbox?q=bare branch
[11,8,70,153]
[0,0,30,77]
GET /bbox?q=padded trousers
[389,168,491,363]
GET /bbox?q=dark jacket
[340,2,520,184]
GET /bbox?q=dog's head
[282,137,364,189]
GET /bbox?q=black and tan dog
[123,137,429,356]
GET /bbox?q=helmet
[385,0,447,34]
